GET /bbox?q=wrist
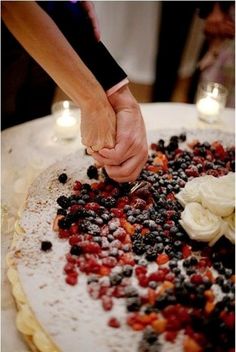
[108,84,138,112]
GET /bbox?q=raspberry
[66,273,78,286]
[108,317,120,328]
[102,295,113,311]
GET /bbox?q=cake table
[1,102,235,351]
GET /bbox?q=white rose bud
[199,172,235,217]
[176,175,214,207]
[179,202,223,242]
[223,212,235,244]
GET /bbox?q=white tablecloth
[1,103,235,351]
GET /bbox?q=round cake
[7,129,235,352]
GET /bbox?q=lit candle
[196,97,221,117]
[196,82,228,123]
[52,101,80,141]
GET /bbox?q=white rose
[223,212,235,244]
[179,202,223,242]
[199,172,235,217]
[176,175,214,207]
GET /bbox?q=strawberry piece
[182,244,192,258]
[157,253,169,265]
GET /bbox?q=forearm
[1,1,107,111]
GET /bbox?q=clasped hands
[81,85,148,183]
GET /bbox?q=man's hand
[91,85,148,182]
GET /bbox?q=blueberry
[41,241,52,251]
[173,240,182,248]
[143,329,158,345]
[123,265,133,277]
[169,260,178,268]
[183,259,191,267]
[124,286,139,297]
[155,243,164,253]
[148,281,158,291]
[110,274,123,286]
[126,297,141,312]
[224,268,233,278]
[179,133,186,142]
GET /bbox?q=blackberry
[58,173,68,184]
[70,245,83,256]
[57,195,70,209]
[155,295,168,309]
[87,165,99,179]
[58,217,71,229]
[143,232,157,246]
[100,196,116,208]
[132,241,145,255]
[57,208,67,216]
[41,241,52,251]
[189,256,198,266]
[82,183,91,192]
[145,248,158,261]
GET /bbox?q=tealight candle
[196,82,228,123]
[52,100,80,141]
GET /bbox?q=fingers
[105,149,148,183]
[91,151,115,165]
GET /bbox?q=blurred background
[2,1,235,130]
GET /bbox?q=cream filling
[6,220,60,352]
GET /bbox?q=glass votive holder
[196,82,228,123]
[51,100,81,141]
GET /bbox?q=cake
[7,129,235,352]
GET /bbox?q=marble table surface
[1,102,235,351]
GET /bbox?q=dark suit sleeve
[38,1,127,91]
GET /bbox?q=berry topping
[58,173,68,184]
[41,241,52,251]
[87,165,99,179]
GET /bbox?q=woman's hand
[91,85,148,182]
[81,97,116,151]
